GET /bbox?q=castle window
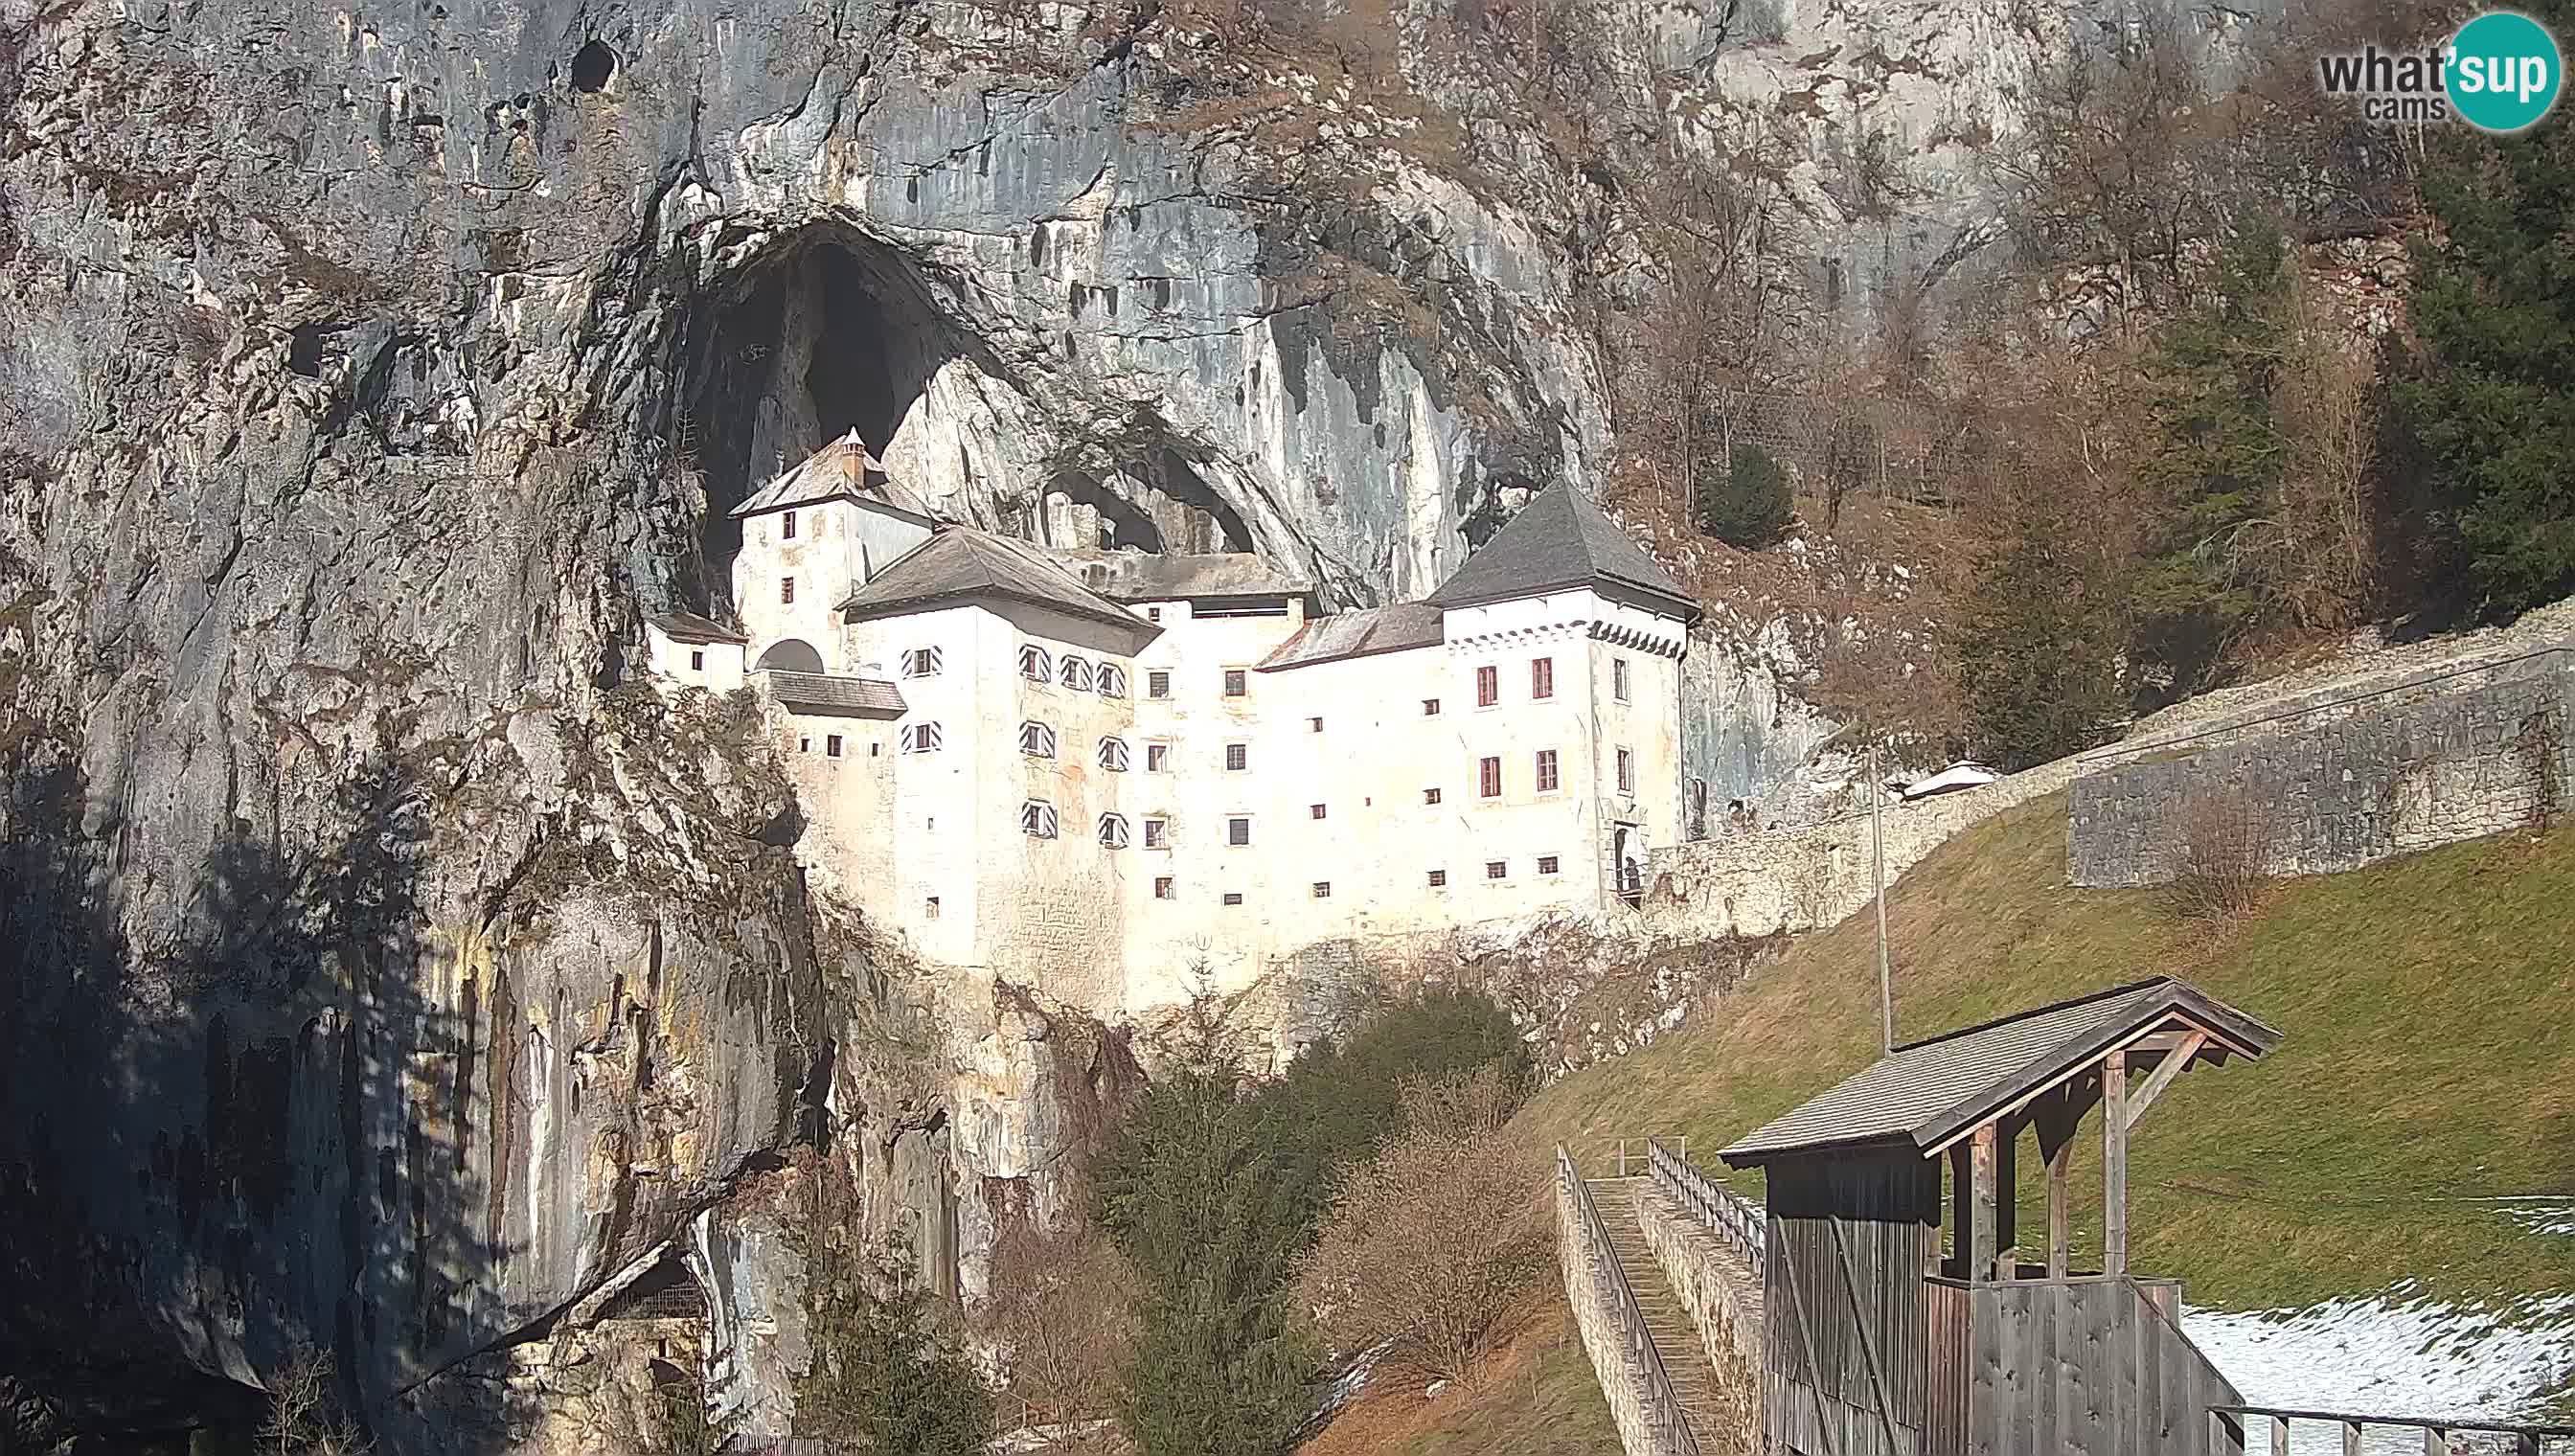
[1617,748,1634,794]
[781,578,796,604]
[1427,869,1447,888]
[1148,671,1171,698]
[1310,803,1326,820]
[783,512,797,540]
[1098,664,1128,697]
[1424,787,1442,805]
[1227,817,1251,847]
[1486,860,1507,879]
[798,736,811,753]
[1613,657,1630,702]
[1098,737,1130,771]
[1098,813,1130,849]
[1147,743,1172,773]
[691,650,705,671]
[1222,892,1243,906]
[1144,817,1168,849]
[1018,644,1053,684]
[1021,801,1060,838]
[1311,881,1332,899]
[1538,854,1561,876]
[1476,665,1498,707]
[1536,748,1560,794]
[1060,655,1096,692]
[1020,721,1059,759]
[1308,717,1323,733]
[826,735,844,758]
[1154,876,1174,899]
[1532,656,1554,700]
[925,896,940,918]
[1225,743,1247,771]
[1423,698,1440,716]
[900,722,944,754]
[901,647,943,677]
[1148,606,1162,622]
[1223,669,1247,697]
[1479,757,1501,799]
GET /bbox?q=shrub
[1296,1068,1551,1386]
[983,1223,1140,1443]
[1694,442,1793,548]
[262,1345,370,1456]
[2162,795,2277,921]
[800,1243,992,1455]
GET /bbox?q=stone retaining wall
[1630,1182,1763,1446]
[2069,645,2574,887]
[1557,1175,1670,1456]
[1639,757,2081,940]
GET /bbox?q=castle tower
[729,430,936,673]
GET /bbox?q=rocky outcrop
[0,0,2230,1437]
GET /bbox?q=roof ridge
[1888,975,2183,1054]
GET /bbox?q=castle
[646,433,1702,1021]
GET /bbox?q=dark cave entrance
[675,230,959,606]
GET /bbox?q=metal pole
[1871,742,1892,1053]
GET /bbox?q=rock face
[0,0,2172,1438]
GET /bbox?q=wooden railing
[1557,1146,1704,1456]
[1645,1135,1766,1266]
[2208,1404,2575,1454]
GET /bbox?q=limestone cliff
[0,0,2170,1439]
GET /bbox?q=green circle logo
[2446,11,2563,132]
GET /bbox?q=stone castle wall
[1637,757,2082,941]
[2068,644,2574,887]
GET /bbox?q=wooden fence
[1558,1145,1705,1456]
[1647,1134,1766,1265]
[2206,1405,2575,1455]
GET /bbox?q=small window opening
[826,734,843,758]
[1486,860,1507,879]
[1153,876,1174,899]
[780,578,796,604]
[783,512,798,540]
[1427,869,1447,887]
[1311,881,1332,899]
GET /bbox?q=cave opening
[675,230,958,614]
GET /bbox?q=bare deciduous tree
[1295,1068,1550,1387]
[262,1344,371,1456]
[2162,794,2280,921]
[984,1223,1142,1448]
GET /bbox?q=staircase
[1589,1177,1734,1452]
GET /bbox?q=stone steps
[1586,1179,1731,1448]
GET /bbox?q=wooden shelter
[1718,976,2282,1456]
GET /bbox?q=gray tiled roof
[763,671,906,717]
[1718,977,2281,1166]
[1050,549,1314,603]
[838,528,1157,639]
[647,610,747,644]
[1424,483,1698,619]
[731,431,935,522]
[1258,602,1445,671]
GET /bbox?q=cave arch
[754,639,825,673]
[675,229,966,603]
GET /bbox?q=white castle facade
[646,433,1701,1020]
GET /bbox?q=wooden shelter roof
[1717,976,2280,1167]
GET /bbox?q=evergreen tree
[2388,35,2575,617]
[1091,1019,1316,1456]
[2130,217,2292,694]
[1694,442,1794,547]
[800,1253,993,1455]
[1958,491,2126,769]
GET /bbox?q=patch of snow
[2184,1286,2575,1455]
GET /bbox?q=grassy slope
[1300,1296,1626,1456]
[1517,790,2575,1313]
[1362,793,2575,1456]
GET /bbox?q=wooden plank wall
[1948,1275,2245,1456]
[1764,1152,1940,1456]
